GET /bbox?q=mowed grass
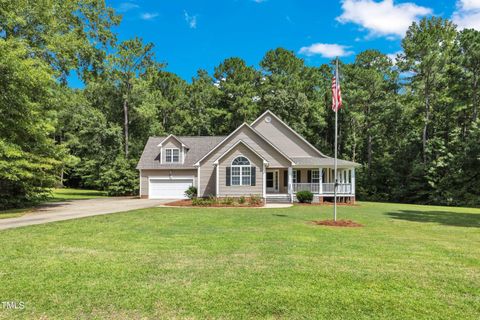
[0,202,479,319]
[0,188,108,219]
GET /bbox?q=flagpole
[334,57,339,222]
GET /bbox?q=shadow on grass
[386,210,480,228]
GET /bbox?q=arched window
[231,156,251,186]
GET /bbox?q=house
[137,110,360,203]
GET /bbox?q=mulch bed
[295,202,358,207]
[311,219,363,227]
[164,199,264,208]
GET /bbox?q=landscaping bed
[166,196,264,207]
[311,219,363,227]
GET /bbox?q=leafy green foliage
[296,191,314,203]
[184,186,197,199]
[98,156,138,196]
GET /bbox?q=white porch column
[288,166,293,203]
[351,167,355,195]
[319,167,323,195]
[262,163,266,199]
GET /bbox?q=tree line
[0,1,479,209]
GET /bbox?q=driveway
[0,198,171,231]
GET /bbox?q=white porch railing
[321,183,352,194]
[292,183,352,194]
[293,183,320,193]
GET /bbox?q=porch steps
[265,194,291,204]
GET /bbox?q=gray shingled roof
[136,136,226,169]
[291,157,360,167]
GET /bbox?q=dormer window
[166,148,180,163]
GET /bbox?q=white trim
[351,168,355,195]
[148,175,194,180]
[288,167,293,203]
[215,164,219,197]
[212,140,269,166]
[251,110,328,158]
[197,166,201,197]
[139,169,142,196]
[262,163,266,199]
[157,134,188,148]
[194,123,294,166]
[266,169,279,193]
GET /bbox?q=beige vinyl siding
[218,143,263,197]
[198,125,291,197]
[161,138,182,164]
[252,113,320,157]
[140,169,197,197]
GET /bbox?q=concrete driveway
[0,198,172,231]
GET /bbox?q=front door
[266,170,279,193]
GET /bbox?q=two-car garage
[148,178,194,199]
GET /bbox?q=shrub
[238,196,246,204]
[192,197,215,206]
[221,197,234,205]
[249,194,263,206]
[185,186,197,199]
[296,190,313,203]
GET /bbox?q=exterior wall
[140,169,197,197]
[217,143,263,197]
[252,113,321,158]
[199,125,291,197]
[160,137,183,164]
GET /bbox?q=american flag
[331,70,342,112]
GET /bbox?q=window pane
[172,149,179,162]
[232,167,240,175]
[166,149,172,162]
[241,166,251,185]
[232,156,250,166]
[312,170,319,183]
[232,177,240,185]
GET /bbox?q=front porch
[265,167,355,203]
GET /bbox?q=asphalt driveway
[0,198,171,231]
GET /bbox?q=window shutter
[283,170,288,187]
[251,167,256,186]
[297,170,301,183]
[226,167,231,186]
[308,170,312,183]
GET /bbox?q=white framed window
[231,156,251,186]
[312,169,320,183]
[165,148,180,163]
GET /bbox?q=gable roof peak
[157,134,189,148]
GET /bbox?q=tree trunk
[473,74,478,122]
[423,90,430,165]
[123,98,129,158]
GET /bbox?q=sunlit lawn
[0,202,479,319]
[0,188,107,219]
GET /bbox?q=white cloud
[117,2,139,13]
[140,12,159,21]
[298,43,354,58]
[337,0,432,38]
[184,11,198,29]
[452,0,480,30]
[458,0,480,10]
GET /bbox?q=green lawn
[0,188,108,219]
[0,202,479,319]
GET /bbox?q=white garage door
[149,179,193,199]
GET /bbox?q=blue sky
[69,0,480,87]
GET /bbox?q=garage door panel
[149,179,193,199]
